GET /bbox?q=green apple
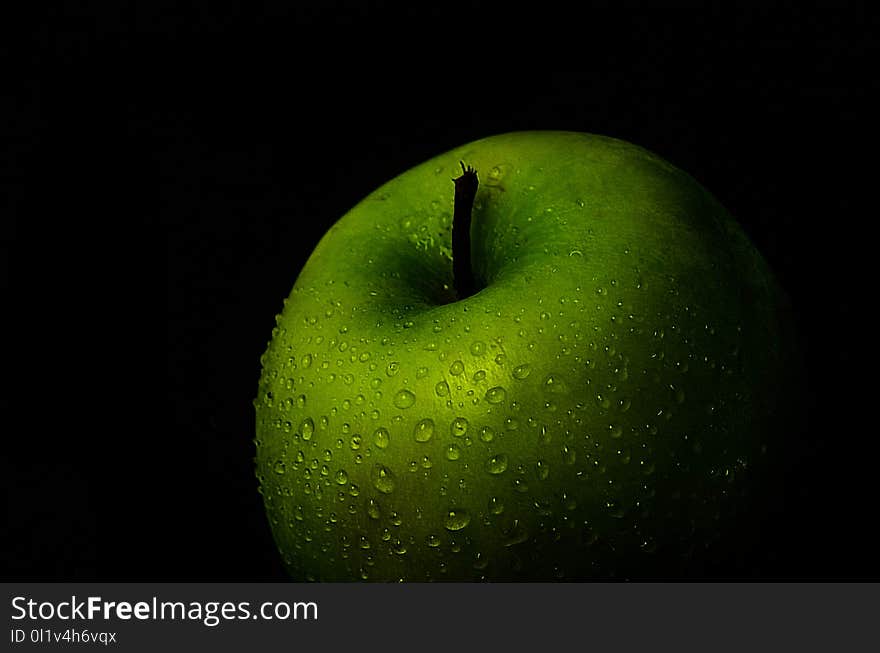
[254,131,800,580]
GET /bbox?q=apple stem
[452,161,479,299]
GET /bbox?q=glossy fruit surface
[254,131,799,580]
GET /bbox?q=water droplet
[373,427,390,449]
[536,460,550,480]
[606,498,625,518]
[393,389,416,409]
[561,445,576,465]
[488,496,504,514]
[535,499,553,516]
[446,444,462,461]
[371,464,396,494]
[273,460,286,475]
[543,374,568,394]
[470,341,486,356]
[301,354,312,368]
[386,361,400,377]
[640,537,657,553]
[609,424,623,439]
[335,469,349,485]
[449,360,465,376]
[479,425,496,443]
[416,366,429,379]
[300,417,315,441]
[435,381,450,397]
[473,370,487,383]
[502,519,529,546]
[486,454,509,475]
[444,508,471,531]
[485,386,507,404]
[451,416,469,437]
[426,534,441,548]
[537,424,550,445]
[413,418,435,443]
[367,498,381,519]
[512,364,531,380]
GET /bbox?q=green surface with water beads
[254,131,800,580]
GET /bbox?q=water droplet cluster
[254,140,785,581]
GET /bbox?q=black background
[4,4,876,580]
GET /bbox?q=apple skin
[254,131,800,581]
